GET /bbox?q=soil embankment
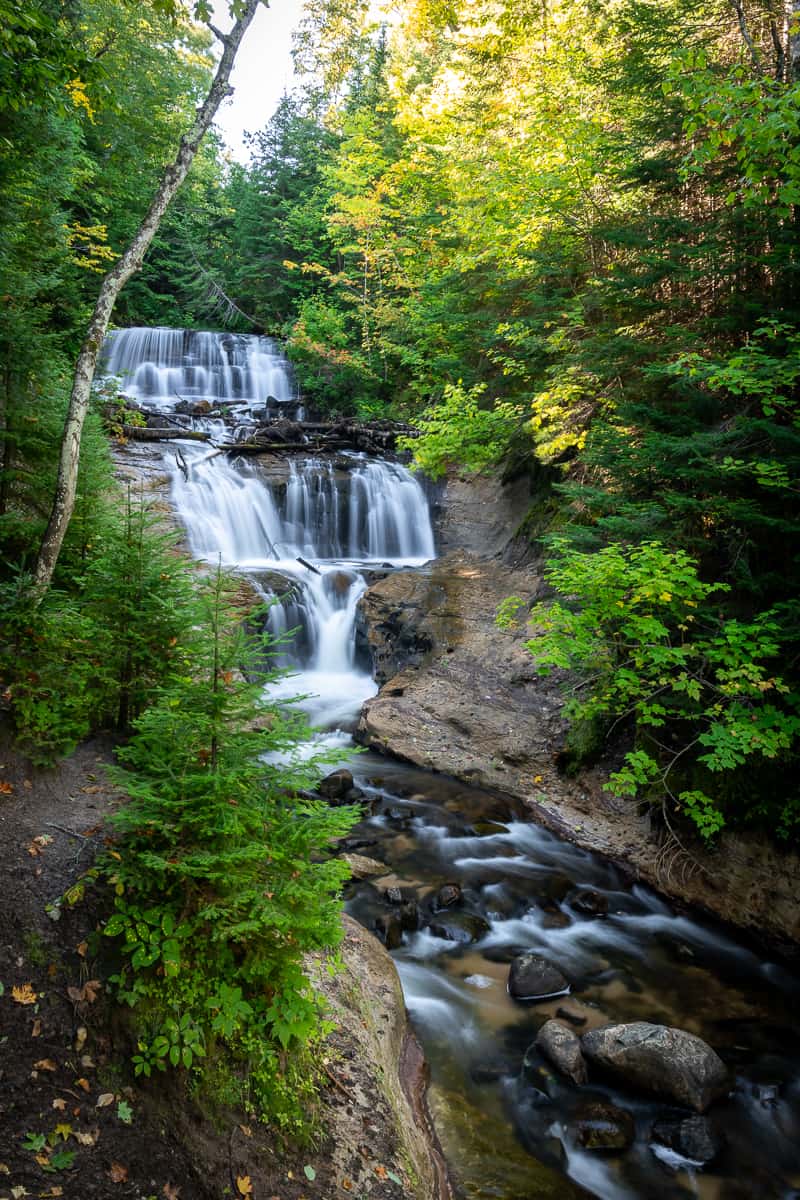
[356,474,800,953]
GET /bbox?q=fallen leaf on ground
[162,1184,181,1199]
[52,1123,72,1142]
[96,1092,115,1107]
[52,1099,67,1111]
[75,1026,87,1052]
[0,780,13,794]
[341,1179,352,1191]
[67,979,101,1004]
[74,1129,98,1147]
[23,779,32,790]
[12,983,37,1004]
[11,1185,28,1198]
[76,1077,91,1092]
[109,1162,128,1183]
[32,1018,42,1036]
[236,1176,253,1196]
[0,1162,10,1174]
[76,941,88,958]
[42,1189,63,1198]
[34,1058,57,1071]
[374,1165,388,1180]
[81,785,103,794]
[239,1124,252,1137]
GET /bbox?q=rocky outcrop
[580,1022,729,1113]
[356,548,800,951]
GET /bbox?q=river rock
[535,1019,587,1085]
[508,953,570,1001]
[341,853,387,879]
[399,901,420,932]
[375,912,403,950]
[433,882,463,910]
[581,1022,729,1112]
[651,1114,724,1164]
[574,1101,635,1152]
[319,768,354,801]
[566,887,608,917]
[427,912,490,944]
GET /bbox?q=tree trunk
[29,0,261,601]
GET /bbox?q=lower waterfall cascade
[108,327,800,1200]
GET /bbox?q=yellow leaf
[53,1123,72,1141]
[236,1175,253,1196]
[12,983,38,1004]
[76,1077,91,1092]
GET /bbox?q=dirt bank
[355,551,800,954]
[0,735,446,1199]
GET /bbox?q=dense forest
[2,0,800,1158]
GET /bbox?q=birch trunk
[30,0,261,600]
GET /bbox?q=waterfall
[102,326,301,418]
[102,325,435,729]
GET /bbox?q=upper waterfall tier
[101,326,299,415]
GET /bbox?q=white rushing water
[110,329,440,729]
[102,326,300,417]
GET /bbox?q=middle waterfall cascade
[167,440,435,727]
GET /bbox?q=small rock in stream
[574,1101,635,1152]
[341,853,387,879]
[651,1114,724,1164]
[433,882,463,910]
[508,952,570,1001]
[319,768,355,802]
[427,912,490,944]
[535,1019,588,1085]
[375,912,403,950]
[566,887,609,916]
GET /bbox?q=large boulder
[535,1019,587,1085]
[581,1022,729,1113]
[508,953,570,1001]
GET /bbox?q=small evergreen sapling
[101,567,357,1130]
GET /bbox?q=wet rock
[375,912,403,950]
[556,1005,588,1028]
[469,1057,519,1083]
[399,901,420,932]
[319,768,354,802]
[341,853,387,879]
[325,569,356,598]
[191,399,212,415]
[343,786,365,803]
[651,1115,724,1164]
[508,953,570,1001]
[433,883,463,910]
[427,912,490,944]
[581,1022,729,1112]
[384,886,404,904]
[574,1101,635,1152]
[566,888,608,917]
[535,1019,587,1085]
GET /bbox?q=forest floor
[0,730,443,1200]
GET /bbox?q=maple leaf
[0,780,14,794]
[34,1058,57,1071]
[109,1162,128,1183]
[52,1099,67,1112]
[12,983,38,1004]
[374,1165,388,1180]
[236,1175,253,1196]
[52,1124,72,1142]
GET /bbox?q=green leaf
[303,1165,316,1181]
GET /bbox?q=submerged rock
[651,1114,724,1164]
[581,1022,729,1112]
[566,888,608,917]
[433,882,463,910]
[535,1020,587,1085]
[319,768,355,802]
[508,953,570,1001]
[427,912,490,944]
[574,1101,635,1152]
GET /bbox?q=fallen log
[123,425,210,442]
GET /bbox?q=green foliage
[399,383,523,478]
[100,568,357,1131]
[516,540,800,839]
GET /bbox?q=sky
[211,0,305,163]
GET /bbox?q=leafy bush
[100,569,357,1133]
[400,382,522,479]
[499,540,800,840]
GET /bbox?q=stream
[105,328,800,1200]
